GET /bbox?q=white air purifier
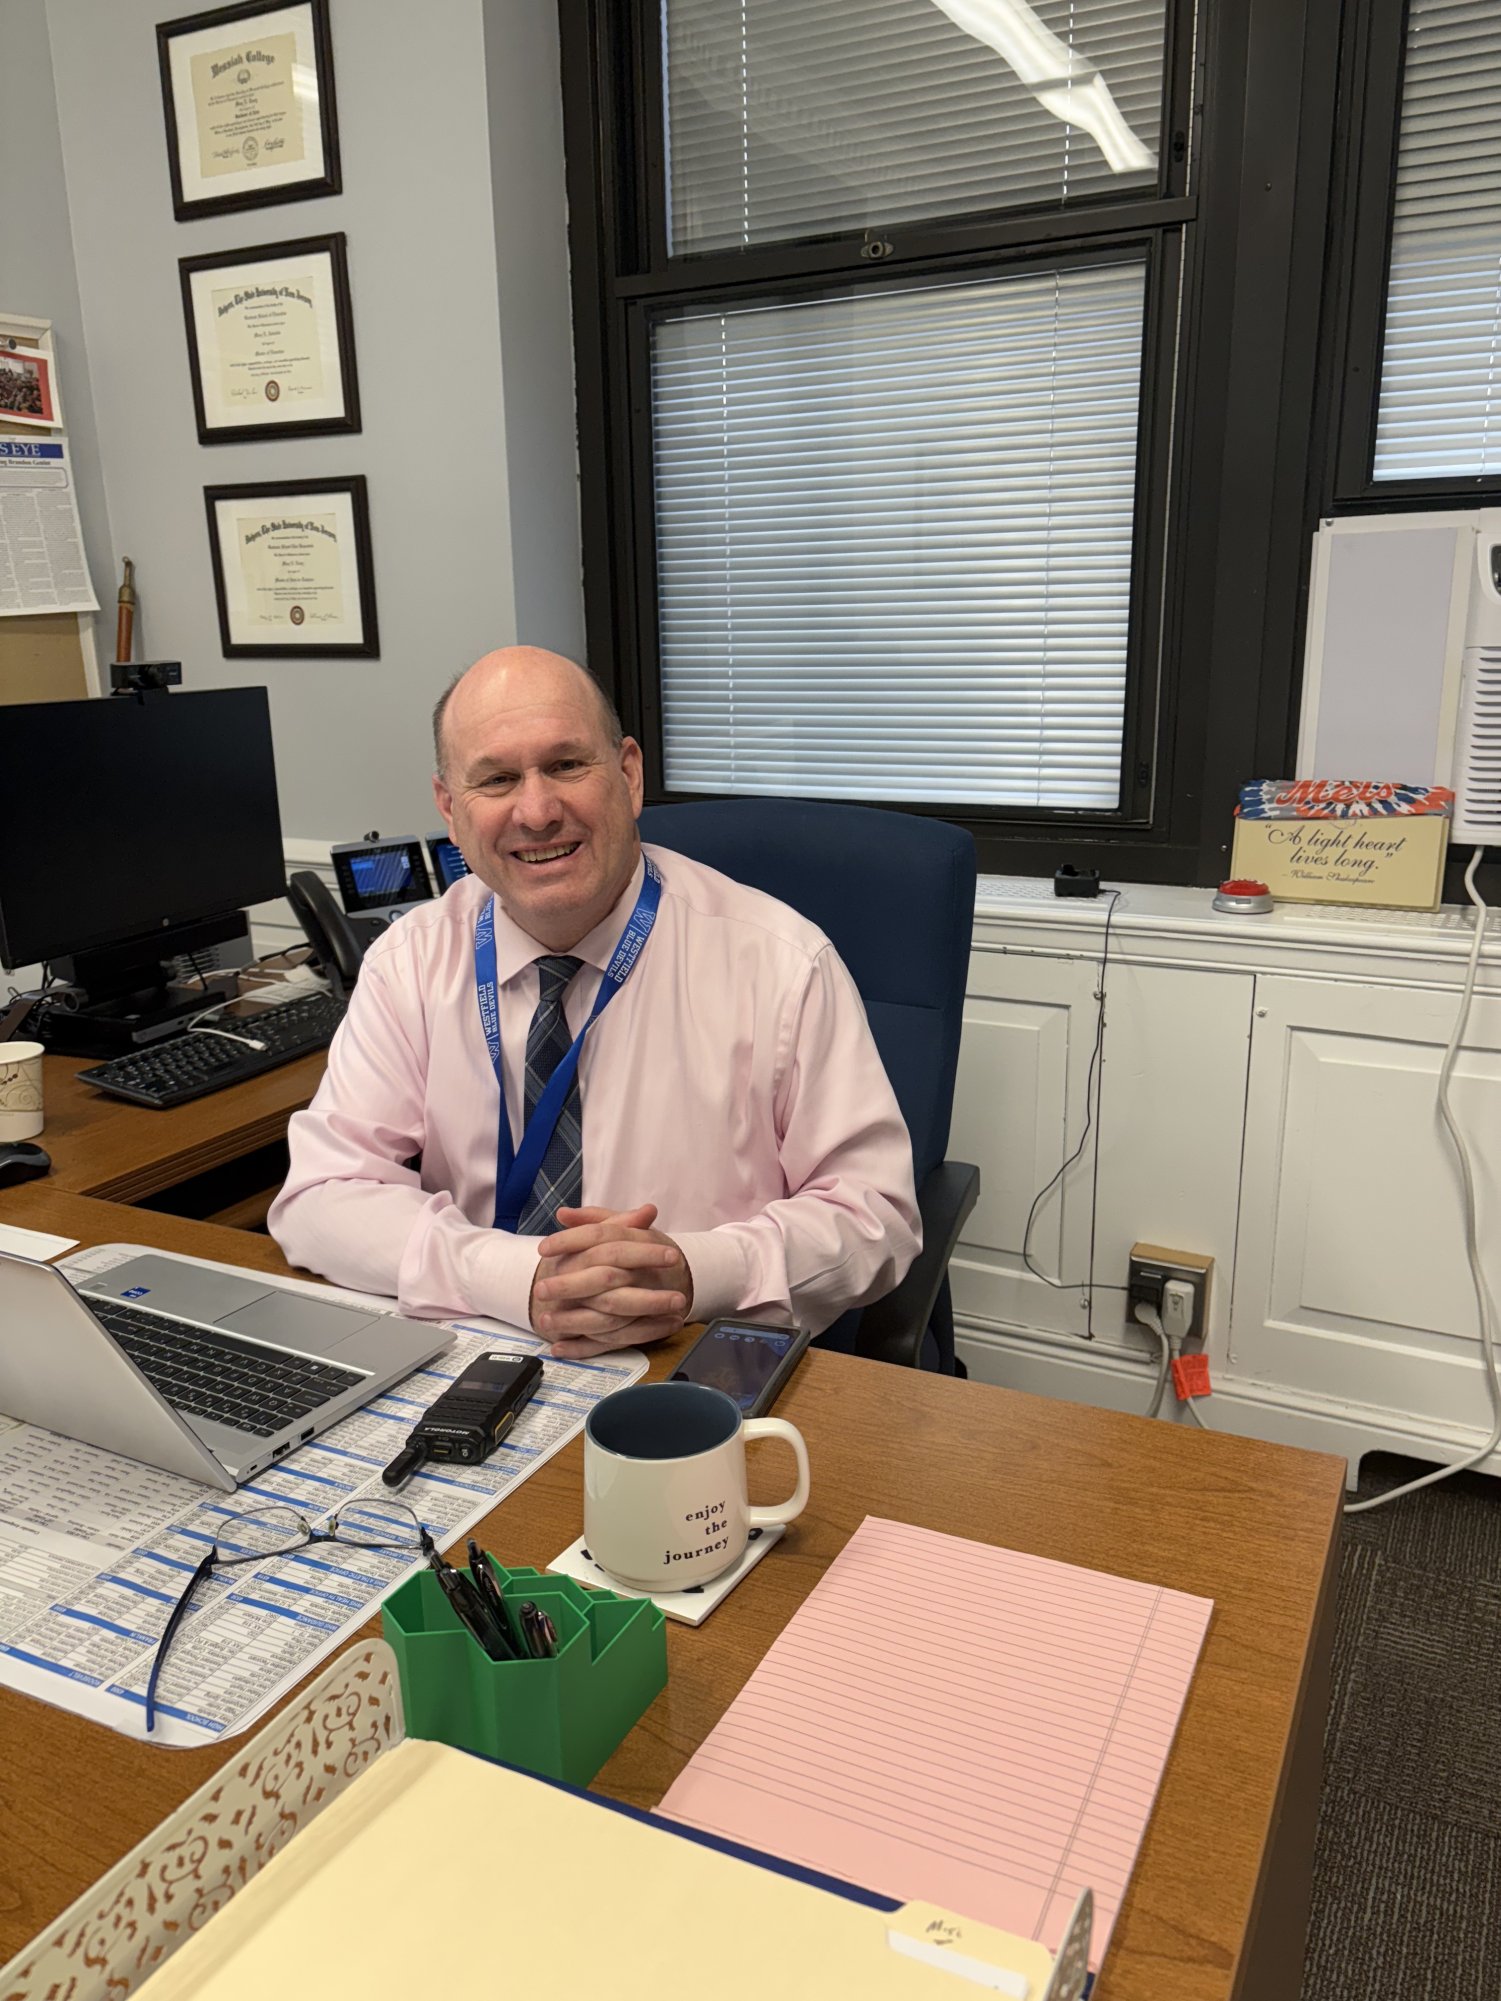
[1298,508,1501,845]
[1453,520,1501,843]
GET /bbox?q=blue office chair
[637,798,979,1373]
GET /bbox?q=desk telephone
[289,833,468,1000]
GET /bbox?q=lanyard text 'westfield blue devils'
[474,857,662,1230]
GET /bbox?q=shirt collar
[486,853,648,986]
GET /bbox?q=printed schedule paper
[0,436,99,615]
[657,1515,1213,1972]
[0,1243,646,1748]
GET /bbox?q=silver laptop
[0,1250,455,1493]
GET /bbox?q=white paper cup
[0,1040,44,1141]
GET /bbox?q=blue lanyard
[474,857,662,1231]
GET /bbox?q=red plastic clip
[1172,1353,1212,1400]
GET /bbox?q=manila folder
[139,1738,1055,2000]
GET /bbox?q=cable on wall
[1020,888,1122,1326]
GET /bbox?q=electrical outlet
[1127,1243,1213,1347]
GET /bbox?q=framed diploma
[205,475,378,657]
[157,0,340,222]
[180,234,359,443]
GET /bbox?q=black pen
[467,1540,525,1658]
[468,1540,530,1654]
[425,1543,514,1661]
[518,1600,558,1659]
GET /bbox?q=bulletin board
[0,312,100,706]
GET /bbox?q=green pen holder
[381,1560,668,1787]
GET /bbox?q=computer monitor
[0,689,286,970]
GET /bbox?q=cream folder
[138,1738,1063,2000]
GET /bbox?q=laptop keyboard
[87,1298,365,1439]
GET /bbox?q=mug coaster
[547,1523,785,1626]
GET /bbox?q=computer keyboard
[87,1297,364,1437]
[77,991,346,1109]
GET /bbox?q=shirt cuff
[452,1227,544,1333]
[672,1229,753,1325]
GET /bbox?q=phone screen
[429,838,471,890]
[675,1323,798,1411]
[349,849,414,901]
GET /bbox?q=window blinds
[651,260,1147,808]
[1374,0,1501,479]
[664,0,1165,255]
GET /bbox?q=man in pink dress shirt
[268,647,920,1358]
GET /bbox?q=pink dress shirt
[268,845,921,1334]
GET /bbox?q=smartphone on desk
[670,1319,813,1417]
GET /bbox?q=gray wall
[42,0,582,840]
[484,0,584,664]
[0,0,114,615]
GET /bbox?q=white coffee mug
[0,1041,44,1142]
[584,1380,810,1590]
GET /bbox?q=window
[1375,0,1501,481]
[653,260,1147,806]
[663,0,1165,253]
[1334,0,1501,500]
[562,0,1331,879]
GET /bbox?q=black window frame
[560,0,1342,883]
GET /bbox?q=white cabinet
[949,954,1101,1344]
[953,883,1501,1480]
[1227,975,1501,1467]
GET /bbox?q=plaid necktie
[515,954,584,1237]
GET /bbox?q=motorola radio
[382,1350,544,1489]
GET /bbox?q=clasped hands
[530,1203,693,1358]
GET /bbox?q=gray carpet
[1302,1454,1501,2000]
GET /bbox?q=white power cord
[1346,845,1497,1514]
[189,1024,269,1052]
[1134,1301,1172,1418]
[1161,1279,1214,1430]
[185,1003,268,1053]
[1162,1279,1195,1349]
[1136,1281,1214,1426]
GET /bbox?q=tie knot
[534,954,583,1003]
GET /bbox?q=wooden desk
[12,1051,326,1205]
[0,1195,1344,2001]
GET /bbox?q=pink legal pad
[657,1516,1213,1970]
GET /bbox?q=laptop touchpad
[217,1293,383,1358]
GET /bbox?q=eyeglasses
[145,1499,429,1733]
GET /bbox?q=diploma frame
[157,0,340,223]
[180,233,360,443]
[205,474,379,658]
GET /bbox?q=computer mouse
[0,1141,50,1187]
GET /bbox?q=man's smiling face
[433,648,644,951]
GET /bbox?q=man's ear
[432,769,456,836]
[620,736,645,817]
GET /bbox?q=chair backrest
[637,799,976,1186]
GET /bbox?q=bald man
[268,648,920,1357]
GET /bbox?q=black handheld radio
[382,1351,543,1490]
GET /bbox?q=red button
[1219,879,1269,896]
